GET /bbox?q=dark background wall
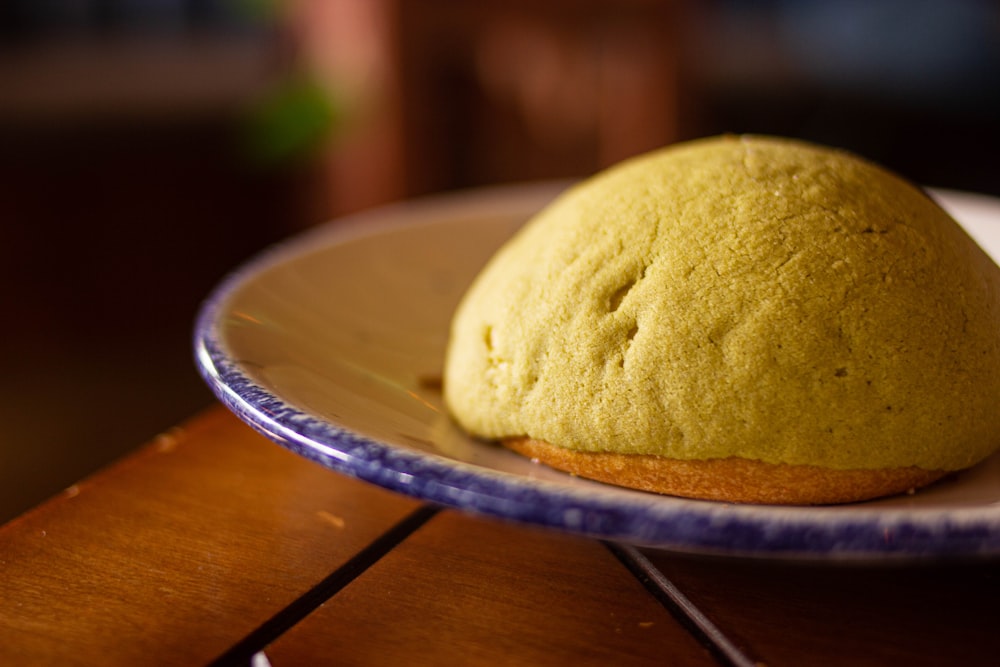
[2,0,997,522]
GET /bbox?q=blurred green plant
[241,74,345,166]
[227,0,281,22]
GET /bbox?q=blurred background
[1,0,998,522]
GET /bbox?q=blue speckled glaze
[193,186,1000,560]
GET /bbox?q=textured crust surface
[444,136,1000,473]
[505,437,948,505]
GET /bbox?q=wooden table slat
[265,510,717,667]
[643,549,1000,667]
[0,408,420,666]
[4,405,999,666]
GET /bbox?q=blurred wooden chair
[287,0,695,217]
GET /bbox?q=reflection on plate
[194,182,1000,560]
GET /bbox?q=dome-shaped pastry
[443,136,1000,504]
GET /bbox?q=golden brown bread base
[505,437,949,505]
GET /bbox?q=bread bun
[443,135,1000,504]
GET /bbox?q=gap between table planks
[3,406,998,666]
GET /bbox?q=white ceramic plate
[194,182,1000,560]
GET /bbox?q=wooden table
[2,406,997,666]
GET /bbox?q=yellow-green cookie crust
[443,135,1000,471]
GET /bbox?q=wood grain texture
[0,407,419,666]
[265,510,716,667]
[643,549,1000,667]
[4,403,998,666]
